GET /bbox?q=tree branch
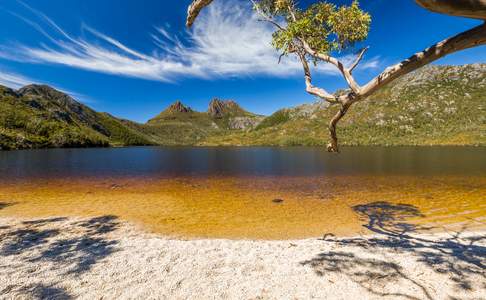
[298,52,337,103]
[327,101,352,152]
[327,21,486,152]
[255,17,285,30]
[300,40,362,93]
[287,4,298,22]
[250,0,356,100]
[250,0,285,30]
[415,0,486,20]
[186,0,214,27]
[359,22,486,98]
[250,0,364,96]
[349,47,369,73]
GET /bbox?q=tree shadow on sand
[0,215,120,275]
[19,283,72,300]
[301,201,486,300]
[1,227,60,256]
[29,215,120,275]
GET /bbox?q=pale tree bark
[359,23,486,99]
[416,0,486,20]
[186,0,486,152]
[187,0,214,27]
[327,101,353,152]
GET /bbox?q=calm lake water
[1,146,485,179]
[0,146,485,239]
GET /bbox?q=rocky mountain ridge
[208,99,243,118]
[165,100,193,114]
[1,64,484,150]
[147,98,263,131]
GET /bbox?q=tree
[186,0,486,152]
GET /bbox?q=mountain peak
[17,84,82,108]
[19,84,62,98]
[208,98,244,118]
[165,100,193,113]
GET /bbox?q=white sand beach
[0,215,484,300]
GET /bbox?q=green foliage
[328,1,371,50]
[97,113,153,146]
[254,0,292,15]
[255,109,290,130]
[204,64,486,147]
[265,0,370,55]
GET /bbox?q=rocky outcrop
[207,98,263,129]
[165,100,193,114]
[207,99,243,118]
[228,116,264,130]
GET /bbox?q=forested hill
[1,64,484,150]
[0,84,154,150]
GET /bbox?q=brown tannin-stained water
[0,147,485,239]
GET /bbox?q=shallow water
[0,147,485,239]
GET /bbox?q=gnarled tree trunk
[415,0,486,20]
[187,0,214,27]
[327,101,352,153]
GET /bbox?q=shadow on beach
[302,201,486,300]
[27,215,120,274]
[19,283,73,300]
[0,214,120,298]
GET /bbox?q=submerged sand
[1,175,485,240]
[0,216,484,300]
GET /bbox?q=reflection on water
[0,147,485,239]
[1,146,485,179]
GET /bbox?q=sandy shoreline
[0,216,485,300]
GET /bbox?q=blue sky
[0,0,484,122]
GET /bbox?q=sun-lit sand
[0,215,484,300]
[0,175,485,299]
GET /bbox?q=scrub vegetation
[1,64,485,150]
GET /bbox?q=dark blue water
[0,146,485,179]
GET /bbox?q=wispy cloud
[0,70,32,89]
[0,69,95,103]
[0,0,380,82]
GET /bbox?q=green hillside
[203,64,486,146]
[1,64,484,150]
[0,84,153,150]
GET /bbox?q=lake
[0,146,485,239]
